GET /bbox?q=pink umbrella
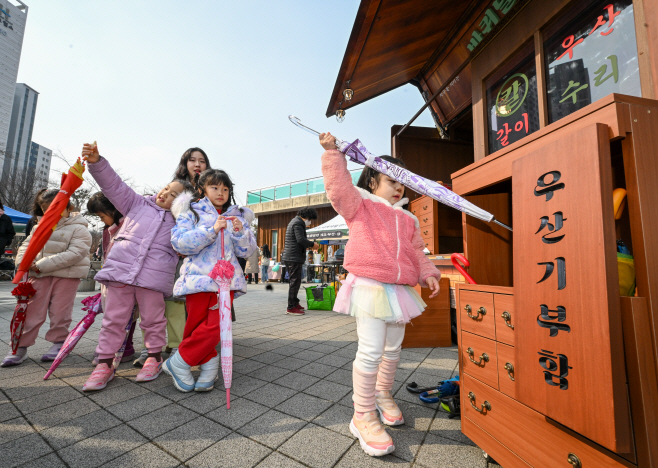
[209,228,234,409]
[44,293,102,380]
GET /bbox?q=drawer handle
[567,453,582,467]
[423,230,428,235]
[504,362,515,381]
[467,392,491,413]
[501,311,514,329]
[465,304,486,319]
[423,205,428,210]
[466,347,489,366]
[423,217,428,222]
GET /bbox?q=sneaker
[195,355,219,392]
[375,391,404,426]
[41,342,64,362]
[350,411,395,457]
[294,303,305,311]
[133,348,149,367]
[136,357,163,382]
[82,363,115,391]
[1,347,28,367]
[163,352,195,392]
[286,308,305,315]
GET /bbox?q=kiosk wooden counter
[327,0,658,466]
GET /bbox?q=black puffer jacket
[282,216,314,263]
[0,213,15,245]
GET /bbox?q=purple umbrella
[289,116,512,231]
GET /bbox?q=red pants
[178,291,234,366]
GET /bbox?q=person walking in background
[260,244,271,283]
[2,190,92,367]
[282,207,319,316]
[0,197,16,255]
[319,132,440,457]
[245,247,259,284]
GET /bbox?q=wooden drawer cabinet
[459,290,495,339]
[419,224,434,240]
[496,342,516,399]
[493,294,515,346]
[409,194,463,255]
[462,331,498,389]
[462,375,632,468]
[410,199,433,218]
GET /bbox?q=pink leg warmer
[375,358,399,392]
[352,363,378,413]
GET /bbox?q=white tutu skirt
[334,274,426,324]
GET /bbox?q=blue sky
[18,0,434,203]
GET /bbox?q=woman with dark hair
[260,244,271,283]
[173,148,212,189]
[0,196,16,255]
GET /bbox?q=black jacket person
[282,208,318,313]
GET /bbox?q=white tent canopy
[306,215,348,245]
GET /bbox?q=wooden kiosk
[327,0,658,466]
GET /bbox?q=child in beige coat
[1,189,92,367]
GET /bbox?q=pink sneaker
[82,363,114,391]
[136,357,163,382]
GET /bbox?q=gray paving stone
[273,371,320,391]
[18,452,68,468]
[304,380,351,402]
[297,362,336,378]
[334,444,411,467]
[237,409,306,449]
[58,424,147,468]
[295,350,325,362]
[273,357,308,371]
[429,411,476,446]
[386,425,425,462]
[279,423,353,468]
[100,442,180,468]
[312,403,353,437]
[128,404,197,439]
[0,417,34,445]
[247,364,290,382]
[275,392,333,422]
[255,451,306,468]
[178,387,229,414]
[0,432,53,468]
[314,354,352,368]
[40,409,122,450]
[309,344,340,353]
[13,385,83,414]
[3,375,68,401]
[188,432,271,468]
[152,382,196,402]
[271,346,304,357]
[206,397,269,430]
[153,416,231,461]
[0,400,20,422]
[232,345,265,359]
[230,374,268,397]
[87,381,150,407]
[233,359,266,374]
[288,340,316,350]
[243,382,297,408]
[325,368,353,386]
[26,395,102,430]
[106,393,171,422]
[415,433,486,468]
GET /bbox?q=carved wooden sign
[512,123,630,452]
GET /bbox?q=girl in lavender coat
[80,143,194,391]
[164,169,257,392]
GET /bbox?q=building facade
[2,82,37,180]
[0,1,28,175]
[29,141,51,185]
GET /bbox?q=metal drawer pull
[465,304,486,319]
[423,205,428,210]
[422,217,428,223]
[567,453,581,467]
[504,362,515,381]
[466,347,489,365]
[501,311,514,329]
[467,392,491,413]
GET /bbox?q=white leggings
[354,315,406,373]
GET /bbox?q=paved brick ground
[0,281,498,468]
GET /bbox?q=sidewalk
[0,281,495,468]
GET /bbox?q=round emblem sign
[495,73,529,117]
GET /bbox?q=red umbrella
[10,157,86,353]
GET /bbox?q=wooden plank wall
[256,206,338,262]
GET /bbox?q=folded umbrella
[209,228,235,409]
[289,116,512,231]
[44,293,102,380]
[9,281,37,355]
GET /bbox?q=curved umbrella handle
[451,253,477,285]
[288,115,345,147]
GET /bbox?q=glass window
[486,43,540,154]
[271,230,278,260]
[275,185,290,200]
[544,0,639,124]
[307,177,324,194]
[247,192,261,205]
[291,181,307,197]
[260,188,275,202]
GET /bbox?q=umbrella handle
[288,115,345,148]
[451,253,477,285]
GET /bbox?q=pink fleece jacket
[321,149,440,287]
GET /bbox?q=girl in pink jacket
[319,132,440,457]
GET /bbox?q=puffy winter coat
[16,213,92,279]
[0,212,16,246]
[244,249,260,274]
[282,216,314,263]
[171,193,257,298]
[321,149,440,287]
[88,157,186,296]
